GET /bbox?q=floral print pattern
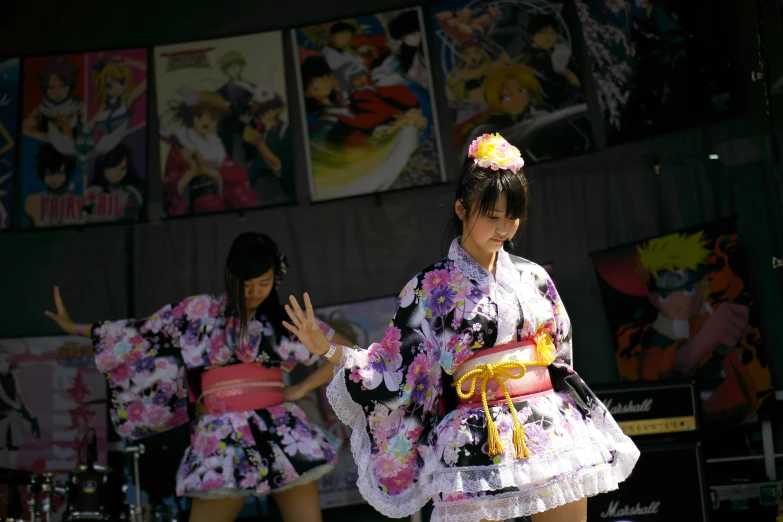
[92,294,337,498]
[327,239,639,521]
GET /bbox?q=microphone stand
[125,444,145,522]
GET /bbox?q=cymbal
[0,467,43,486]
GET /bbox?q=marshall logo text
[603,397,653,415]
[600,500,661,518]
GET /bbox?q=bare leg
[189,496,248,522]
[273,480,322,522]
[530,497,587,522]
[477,497,588,522]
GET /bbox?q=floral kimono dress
[91,293,338,498]
[327,239,639,522]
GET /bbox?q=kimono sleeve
[91,298,196,440]
[278,320,335,372]
[325,273,441,518]
[544,274,573,368]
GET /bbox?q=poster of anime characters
[287,296,397,508]
[0,58,19,232]
[430,0,593,164]
[19,50,148,229]
[575,0,738,144]
[0,337,107,521]
[591,217,773,428]
[154,32,294,218]
[293,7,445,202]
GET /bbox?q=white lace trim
[448,237,502,286]
[185,464,335,499]
[430,462,625,522]
[422,435,637,497]
[325,349,430,519]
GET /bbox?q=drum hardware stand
[26,473,55,522]
[125,445,145,522]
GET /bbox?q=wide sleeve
[91,297,201,440]
[325,273,441,518]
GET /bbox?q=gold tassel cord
[453,360,548,459]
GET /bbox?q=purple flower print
[363,327,404,391]
[427,286,456,317]
[133,357,155,373]
[411,373,429,405]
[422,269,450,294]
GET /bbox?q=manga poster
[590,217,773,428]
[154,32,294,218]
[430,0,594,164]
[0,58,19,232]
[292,7,445,202]
[288,296,397,508]
[0,337,107,521]
[19,50,148,228]
[575,0,738,144]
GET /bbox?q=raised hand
[282,293,330,356]
[44,286,78,336]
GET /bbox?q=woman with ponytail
[45,232,347,522]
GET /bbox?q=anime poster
[288,296,397,508]
[430,0,594,164]
[0,58,19,232]
[19,50,148,229]
[591,218,773,428]
[0,337,107,521]
[293,7,445,202]
[575,0,738,144]
[154,32,294,217]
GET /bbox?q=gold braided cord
[452,360,549,459]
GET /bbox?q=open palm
[44,286,77,335]
[283,293,329,356]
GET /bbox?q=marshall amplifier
[588,441,709,522]
[592,380,699,438]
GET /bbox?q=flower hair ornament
[468,133,525,173]
[276,251,289,288]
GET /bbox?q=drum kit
[0,442,176,522]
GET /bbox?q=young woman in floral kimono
[283,134,640,522]
[44,232,349,522]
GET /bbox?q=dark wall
[0,0,781,390]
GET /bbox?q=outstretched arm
[44,286,92,337]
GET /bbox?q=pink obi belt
[454,340,554,408]
[451,336,557,460]
[199,363,284,415]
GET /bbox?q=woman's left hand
[284,384,307,402]
[283,294,331,356]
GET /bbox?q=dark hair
[36,143,76,182]
[92,143,144,192]
[329,22,356,37]
[389,10,421,74]
[39,58,79,95]
[451,155,529,251]
[301,56,338,114]
[224,232,286,345]
[527,14,559,36]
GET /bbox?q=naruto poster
[293,7,445,202]
[591,217,773,427]
[19,50,148,228]
[430,0,594,164]
[154,32,294,217]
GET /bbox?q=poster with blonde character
[293,7,445,201]
[154,32,294,217]
[20,50,148,228]
[591,217,773,428]
[430,0,594,164]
